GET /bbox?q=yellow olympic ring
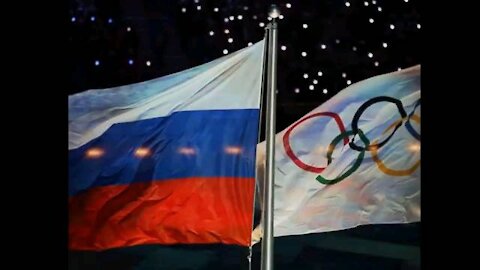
[371,114,420,176]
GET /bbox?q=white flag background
[253,65,420,243]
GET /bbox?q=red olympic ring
[283,112,348,173]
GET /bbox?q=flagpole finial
[268,4,281,19]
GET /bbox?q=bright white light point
[90,16,95,21]
[134,147,151,158]
[281,45,287,51]
[197,6,202,11]
[398,67,402,71]
[309,85,315,90]
[259,22,265,27]
[301,52,307,57]
[228,38,233,43]
[214,7,219,12]
[225,146,243,155]
[127,27,131,32]
[108,18,113,24]
[369,18,374,23]
[268,17,272,21]
[321,44,327,49]
[229,16,234,20]
[224,18,229,22]
[318,71,323,76]
[372,0,377,4]
[323,89,328,94]
[237,15,243,20]
[347,80,352,85]
[128,59,133,65]
[248,42,253,46]
[364,1,369,6]
[374,61,379,66]
[368,52,373,58]
[404,0,409,2]
[146,61,151,66]
[378,7,382,12]
[209,31,214,36]
[353,46,357,51]
[303,24,308,29]
[335,39,340,44]
[94,60,100,66]
[303,73,309,79]
[224,29,230,34]
[417,24,421,29]
[342,73,347,78]
[223,49,228,54]
[313,79,318,84]
[279,15,284,19]
[286,3,292,8]
[244,6,249,10]
[194,0,199,3]
[253,15,257,20]
[345,2,351,7]
[390,24,395,30]
[295,88,300,93]
[71,17,76,22]
[409,143,420,152]
[181,7,186,13]
[383,42,388,48]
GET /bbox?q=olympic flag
[253,65,420,242]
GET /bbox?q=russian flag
[69,40,265,251]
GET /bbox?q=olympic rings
[405,99,421,141]
[282,95,421,185]
[371,114,421,176]
[350,96,407,152]
[283,112,348,173]
[316,129,369,185]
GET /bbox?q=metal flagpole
[261,4,280,270]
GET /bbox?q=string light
[369,18,374,23]
[108,18,113,24]
[303,24,308,29]
[128,59,134,65]
[335,39,340,44]
[286,3,292,8]
[313,79,318,84]
[390,24,395,30]
[417,24,421,29]
[90,16,95,22]
[323,89,328,94]
[295,88,300,93]
[71,17,76,22]
[94,60,100,66]
[209,31,214,36]
[224,18,229,23]
[248,42,253,46]
[342,73,347,78]
[372,0,377,4]
[374,61,379,66]
[197,5,202,11]
[228,38,233,43]
[253,15,257,20]
[224,29,230,34]
[347,80,352,85]
[303,73,309,79]
[223,49,228,54]
[127,27,131,32]
[279,15,284,19]
[146,60,151,66]
[345,2,351,7]
[281,45,287,51]
[259,22,265,27]
[301,52,307,57]
[368,52,374,58]
[309,85,315,90]
[364,1,369,6]
[229,16,234,21]
[214,7,219,12]
[404,0,409,2]
[237,15,243,20]
[318,71,323,76]
[181,7,186,13]
[353,46,357,51]
[243,6,249,10]
[383,42,388,48]
[378,7,382,12]
[321,44,327,49]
